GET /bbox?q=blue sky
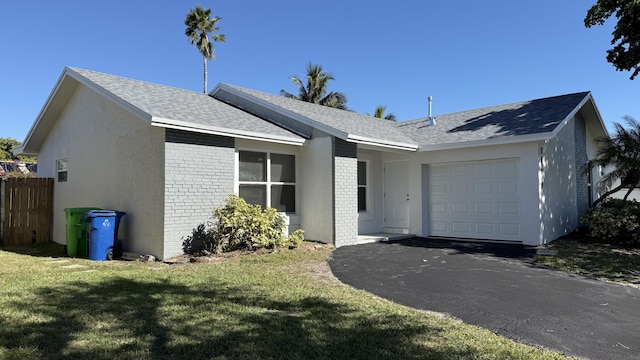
[1,1,638,141]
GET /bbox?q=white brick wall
[163,129,235,259]
[333,138,358,247]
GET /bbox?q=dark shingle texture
[397,92,590,147]
[68,68,303,141]
[223,84,417,146]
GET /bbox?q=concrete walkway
[328,238,640,360]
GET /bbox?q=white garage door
[427,158,521,241]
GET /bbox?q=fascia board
[346,134,418,152]
[18,68,71,154]
[417,132,553,152]
[213,84,350,140]
[550,92,591,139]
[583,93,610,138]
[151,117,306,146]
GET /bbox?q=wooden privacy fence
[1,178,54,246]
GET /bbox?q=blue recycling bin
[83,210,126,261]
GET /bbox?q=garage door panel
[451,182,469,194]
[428,159,521,241]
[473,162,492,175]
[431,183,448,195]
[498,181,518,194]
[431,202,447,215]
[451,163,471,176]
[452,222,470,234]
[431,221,448,232]
[499,224,520,236]
[474,182,493,194]
[476,223,494,234]
[499,203,519,215]
[451,202,469,214]
[475,203,494,215]
[498,159,519,174]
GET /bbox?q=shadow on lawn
[0,276,477,360]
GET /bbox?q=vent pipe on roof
[428,96,436,126]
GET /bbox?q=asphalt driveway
[328,238,640,360]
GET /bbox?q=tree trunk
[623,185,637,201]
[592,183,627,206]
[203,55,207,93]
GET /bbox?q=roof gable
[397,92,596,150]
[212,84,419,151]
[18,68,305,154]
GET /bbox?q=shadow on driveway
[329,238,640,360]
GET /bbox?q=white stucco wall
[411,142,541,245]
[37,84,165,257]
[541,119,579,242]
[298,130,334,243]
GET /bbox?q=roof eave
[346,134,418,152]
[417,132,553,151]
[151,117,306,146]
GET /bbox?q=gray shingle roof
[218,84,418,148]
[67,67,304,142]
[396,92,590,148]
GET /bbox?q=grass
[0,242,571,360]
[535,234,640,287]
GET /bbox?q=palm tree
[280,63,348,109]
[587,115,640,205]
[368,105,397,121]
[184,5,226,93]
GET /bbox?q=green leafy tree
[586,116,640,205]
[368,105,397,121]
[0,137,36,162]
[585,0,640,80]
[185,5,226,93]
[280,63,348,109]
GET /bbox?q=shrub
[182,194,304,255]
[581,198,640,246]
[182,223,216,254]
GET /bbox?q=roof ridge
[66,66,208,96]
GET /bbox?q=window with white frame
[56,159,68,182]
[238,151,296,213]
[357,160,368,212]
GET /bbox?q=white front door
[384,161,409,229]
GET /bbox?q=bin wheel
[107,248,114,261]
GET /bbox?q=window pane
[239,151,266,182]
[357,161,366,186]
[271,154,295,182]
[239,185,266,209]
[57,159,67,171]
[58,171,68,183]
[358,187,367,212]
[271,185,296,213]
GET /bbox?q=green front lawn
[0,242,569,360]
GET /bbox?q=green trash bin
[64,207,101,257]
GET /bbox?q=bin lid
[83,210,117,218]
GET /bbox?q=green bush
[182,194,304,255]
[581,198,640,246]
